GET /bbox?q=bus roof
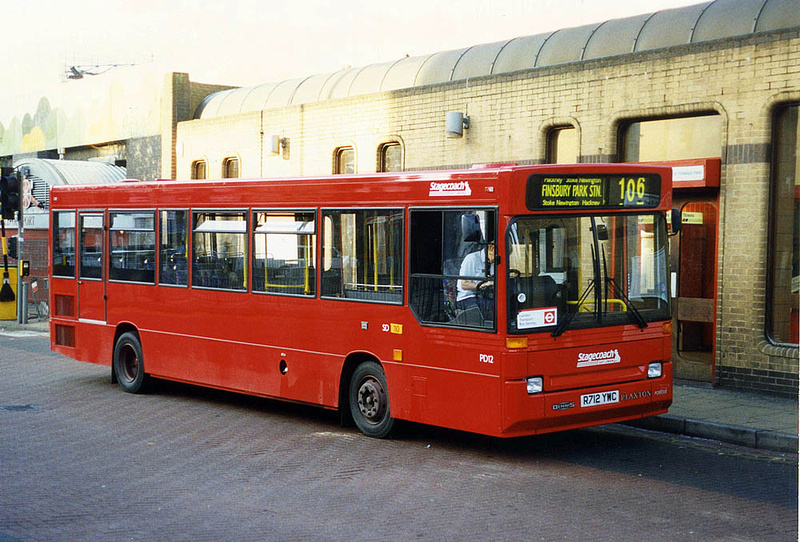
[50,163,673,213]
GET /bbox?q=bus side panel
[139,329,339,404]
[74,322,116,367]
[391,327,504,436]
[49,277,84,362]
[385,361,503,436]
[106,284,343,407]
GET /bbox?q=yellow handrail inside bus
[567,298,628,311]
[243,251,248,289]
[264,282,307,289]
[304,242,311,295]
[372,227,379,292]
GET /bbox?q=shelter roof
[195,0,800,119]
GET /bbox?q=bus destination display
[527,174,661,210]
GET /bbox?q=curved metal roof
[13,158,127,186]
[195,0,800,119]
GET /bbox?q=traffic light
[6,236,17,259]
[0,167,20,220]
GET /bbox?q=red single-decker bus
[50,164,674,438]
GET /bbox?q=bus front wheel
[349,361,395,438]
[113,331,150,394]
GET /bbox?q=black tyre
[113,331,150,394]
[349,361,395,438]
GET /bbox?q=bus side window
[409,210,446,322]
[252,210,316,297]
[321,209,403,304]
[109,211,156,284]
[159,210,188,286]
[79,214,104,280]
[53,210,77,278]
[191,211,248,291]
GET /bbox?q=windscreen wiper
[552,278,595,338]
[554,228,601,338]
[600,245,647,329]
[605,276,648,328]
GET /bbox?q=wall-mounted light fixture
[270,135,288,154]
[445,111,470,139]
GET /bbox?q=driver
[457,243,495,317]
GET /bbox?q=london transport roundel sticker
[517,307,558,329]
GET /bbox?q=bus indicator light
[506,337,528,349]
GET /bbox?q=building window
[622,115,722,161]
[378,142,402,172]
[546,126,578,164]
[334,147,355,174]
[191,160,207,180]
[223,157,239,179]
[768,103,799,345]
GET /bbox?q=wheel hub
[120,345,139,382]
[357,378,385,422]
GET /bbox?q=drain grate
[0,405,39,412]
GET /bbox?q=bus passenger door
[77,212,107,323]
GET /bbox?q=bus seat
[459,213,483,258]
[509,274,566,314]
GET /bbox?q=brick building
[1,0,798,395]
[174,0,800,395]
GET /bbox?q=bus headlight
[647,362,662,379]
[526,376,543,394]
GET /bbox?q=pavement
[2,317,798,453]
[629,379,798,453]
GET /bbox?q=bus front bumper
[501,364,673,437]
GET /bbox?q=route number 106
[618,177,646,206]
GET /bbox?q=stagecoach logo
[576,348,621,368]
[429,181,472,197]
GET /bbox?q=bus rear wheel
[349,361,395,438]
[113,331,150,394]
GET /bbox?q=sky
[1,0,703,125]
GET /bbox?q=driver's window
[409,208,496,330]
